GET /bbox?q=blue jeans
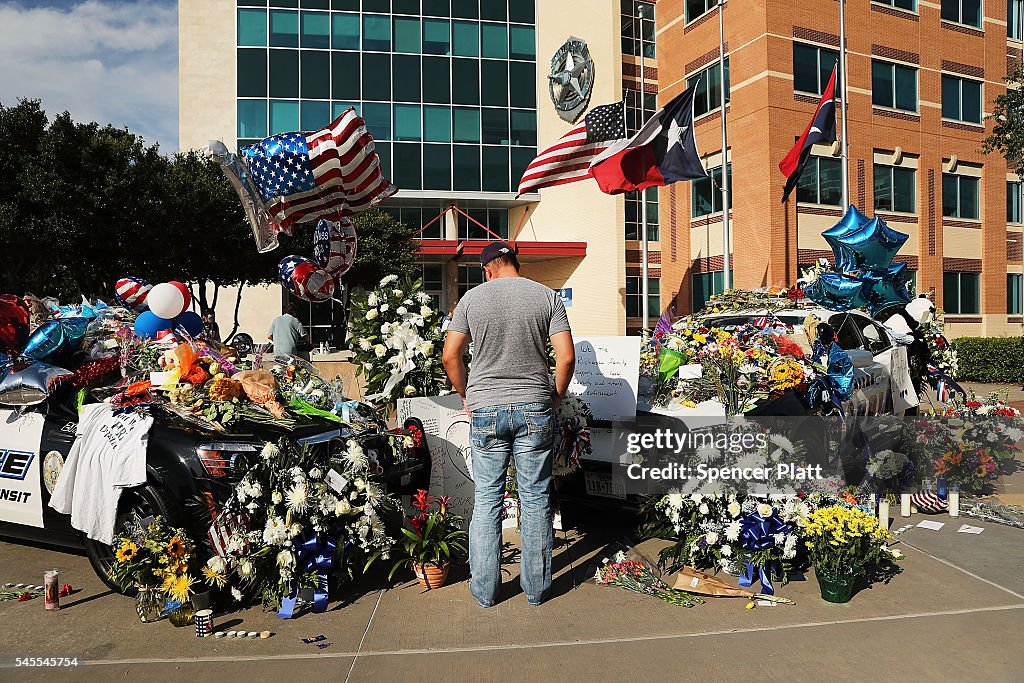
[469,402,555,606]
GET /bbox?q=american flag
[516,101,627,196]
[241,108,396,235]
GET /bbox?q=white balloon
[147,282,186,319]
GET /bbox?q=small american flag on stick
[241,108,396,236]
[516,101,627,196]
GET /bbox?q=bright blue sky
[0,0,179,151]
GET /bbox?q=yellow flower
[166,536,187,560]
[115,541,138,563]
[201,566,227,588]
[167,574,196,603]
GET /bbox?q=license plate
[584,471,625,499]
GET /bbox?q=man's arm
[550,330,575,411]
[442,330,471,414]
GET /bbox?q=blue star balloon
[862,262,913,316]
[821,205,870,273]
[807,272,869,311]
[834,216,909,272]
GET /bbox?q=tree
[983,62,1024,176]
[346,207,419,292]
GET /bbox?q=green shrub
[952,337,1024,383]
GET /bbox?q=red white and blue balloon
[278,255,336,303]
[114,277,152,310]
[313,217,358,277]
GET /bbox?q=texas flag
[779,64,838,203]
[589,83,708,194]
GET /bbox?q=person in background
[202,312,221,342]
[268,302,310,360]
[441,241,576,608]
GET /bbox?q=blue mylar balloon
[822,205,870,273]
[807,272,868,311]
[173,310,204,337]
[863,262,913,316]
[23,317,90,361]
[134,311,173,339]
[837,216,909,272]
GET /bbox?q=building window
[1011,0,1024,39]
[871,60,918,112]
[293,299,345,348]
[943,271,980,314]
[874,0,917,11]
[626,276,661,319]
[269,9,299,48]
[238,8,268,47]
[1009,181,1022,223]
[692,164,731,218]
[942,173,980,219]
[793,43,839,96]
[692,271,724,311]
[625,188,659,241]
[625,89,656,135]
[458,208,509,240]
[941,75,982,124]
[458,263,485,298]
[422,264,444,311]
[797,156,843,206]
[1009,274,1023,314]
[621,0,656,59]
[688,58,730,118]
[873,164,916,213]
[686,0,717,24]
[941,0,982,26]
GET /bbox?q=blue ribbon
[277,532,339,619]
[736,512,792,596]
[807,341,854,419]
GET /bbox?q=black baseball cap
[479,241,516,266]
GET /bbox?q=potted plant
[800,505,901,603]
[390,490,467,589]
[108,515,198,622]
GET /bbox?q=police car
[0,390,428,591]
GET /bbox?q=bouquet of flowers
[932,442,1000,493]
[553,395,593,477]
[348,275,447,408]
[923,309,957,378]
[202,439,398,610]
[800,505,900,577]
[595,551,703,607]
[108,515,197,603]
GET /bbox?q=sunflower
[167,574,196,603]
[166,536,187,560]
[115,541,138,563]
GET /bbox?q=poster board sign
[0,409,45,528]
[887,346,919,413]
[568,336,641,421]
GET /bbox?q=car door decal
[0,409,45,528]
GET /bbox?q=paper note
[957,524,984,534]
[325,469,349,495]
[916,520,945,530]
[568,337,641,420]
[756,600,777,607]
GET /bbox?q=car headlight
[196,441,262,478]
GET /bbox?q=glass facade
[793,43,838,96]
[692,271,724,311]
[236,0,537,194]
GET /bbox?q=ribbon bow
[557,417,590,469]
[736,512,792,596]
[807,341,854,419]
[277,532,340,619]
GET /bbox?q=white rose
[403,385,416,396]
[335,499,352,516]
[420,305,432,317]
[354,478,366,491]
[381,322,391,334]
[276,550,295,568]
[705,532,719,545]
[418,341,434,356]
[374,344,386,358]
[698,503,710,515]
[396,306,408,315]
[207,556,227,574]
[309,468,322,479]
[728,502,741,518]
[379,303,389,312]
[757,503,774,518]
[366,308,378,320]
[290,523,302,536]
[239,559,254,577]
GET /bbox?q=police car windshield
[703,314,806,329]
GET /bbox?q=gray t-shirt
[268,314,306,356]
[448,277,571,411]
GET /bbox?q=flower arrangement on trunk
[800,505,901,603]
[348,275,447,409]
[202,439,398,612]
[387,490,467,589]
[109,515,197,603]
[552,395,593,477]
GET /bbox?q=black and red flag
[779,64,838,204]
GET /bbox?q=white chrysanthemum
[358,337,372,351]
[207,556,227,574]
[286,481,309,514]
[309,468,322,480]
[367,292,380,306]
[725,521,741,541]
[773,533,786,546]
[757,503,774,518]
[665,489,684,511]
[365,483,384,504]
[276,550,295,568]
[380,274,398,286]
[263,516,289,545]
[415,291,431,304]
[374,344,387,358]
[690,493,704,504]
[366,308,378,320]
[345,443,368,470]
[769,434,795,453]
[260,442,279,461]
[246,481,262,499]
[721,544,732,557]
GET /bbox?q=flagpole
[839,0,850,208]
[639,4,650,328]
[718,0,732,290]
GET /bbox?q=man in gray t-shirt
[442,241,575,609]
[267,303,309,358]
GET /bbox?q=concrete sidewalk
[1,509,1023,682]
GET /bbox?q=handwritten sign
[568,336,640,420]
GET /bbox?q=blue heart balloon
[23,317,90,361]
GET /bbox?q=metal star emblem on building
[548,36,596,123]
